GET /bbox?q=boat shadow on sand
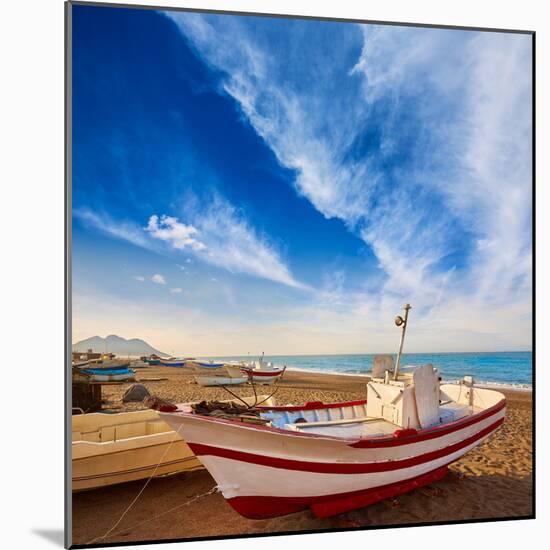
[72,467,532,545]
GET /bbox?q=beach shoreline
[72,366,533,546]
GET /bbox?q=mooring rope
[88,484,219,544]
[86,420,188,545]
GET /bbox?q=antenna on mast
[394,303,412,381]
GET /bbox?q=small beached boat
[192,362,249,386]
[72,395,275,491]
[191,360,226,368]
[240,366,286,385]
[159,358,186,367]
[194,375,249,387]
[225,354,286,385]
[72,409,201,491]
[73,361,135,383]
[239,356,286,385]
[159,305,506,519]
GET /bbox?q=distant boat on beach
[159,358,187,367]
[159,304,507,519]
[234,354,287,385]
[77,364,136,383]
[190,360,226,368]
[194,375,249,387]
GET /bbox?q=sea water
[209,351,532,390]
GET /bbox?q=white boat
[73,364,136,383]
[159,305,506,518]
[194,375,249,387]
[239,357,286,385]
[72,395,275,491]
[228,354,286,385]
[159,358,186,367]
[72,409,202,491]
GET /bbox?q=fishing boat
[72,395,275,491]
[159,304,506,519]
[225,354,286,385]
[78,365,136,382]
[241,366,286,385]
[191,360,226,368]
[144,358,161,365]
[194,375,248,387]
[239,356,286,385]
[192,362,248,386]
[159,358,186,367]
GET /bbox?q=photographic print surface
[68,2,533,547]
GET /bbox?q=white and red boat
[159,305,506,519]
[236,355,286,385]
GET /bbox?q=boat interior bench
[73,418,171,443]
[284,416,399,438]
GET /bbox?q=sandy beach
[72,367,533,546]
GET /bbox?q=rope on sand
[86,421,207,545]
[89,485,219,543]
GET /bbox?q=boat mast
[394,303,412,381]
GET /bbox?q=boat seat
[285,416,380,430]
[439,402,470,424]
[287,417,398,438]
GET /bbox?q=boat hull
[194,376,248,387]
[86,372,136,382]
[241,366,286,385]
[227,465,450,518]
[73,435,202,491]
[159,395,505,518]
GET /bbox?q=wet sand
[72,367,533,546]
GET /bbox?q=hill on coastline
[72,335,167,357]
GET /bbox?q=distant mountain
[72,335,167,357]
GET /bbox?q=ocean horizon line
[204,350,532,358]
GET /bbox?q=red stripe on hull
[349,399,506,448]
[227,465,450,519]
[187,417,503,474]
[243,368,286,377]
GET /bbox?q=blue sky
[72,5,532,355]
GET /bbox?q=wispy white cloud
[151,273,166,285]
[145,214,206,251]
[133,275,145,282]
[75,199,306,290]
[74,208,152,250]
[166,14,532,347]
[170,287,183,294]
[155,194,308,290]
